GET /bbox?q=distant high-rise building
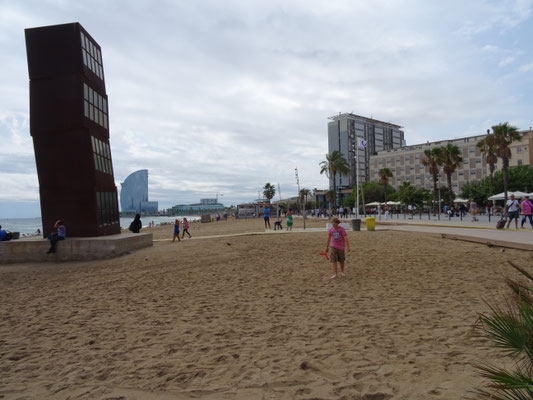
[327,113,405,195]
[120,170,158,214]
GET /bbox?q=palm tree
[475,260,533,399]
[477,133,498,196]
[326,190,335,208]
[492,122,521,205]
[319,150,350,208]
[421,147,443,213]
[378,168,393,203]
[263,182,276,202]
[299,188,310,209]
[439,143,463,206]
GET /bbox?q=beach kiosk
[25,23,120,237]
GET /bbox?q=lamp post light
[295,167,306,229]
[438,184,441,221]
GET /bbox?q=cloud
[0,0,532,216]
[518,62,533,72]
[499,56,516,66]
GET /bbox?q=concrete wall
[0,233,152,264]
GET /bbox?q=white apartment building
[369,130,533,192]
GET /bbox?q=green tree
[460,180,488,207]
[492,165,533,194]
[396,182,429,209]
[319,150,350,207]
[440,143,463,206]
[378,168,394,203]
[421,147,443,212]
[459,166,533,208]
[475,261,533,399]
[263,182,276,202]
[299,188,310,211]
[477,133,499,196]
[492,122,521,205]
[341,193,355,208]
[361,181,386,204]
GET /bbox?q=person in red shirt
[325,217,350,279]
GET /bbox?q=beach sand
[1,217,530,399]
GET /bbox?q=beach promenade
[267,214,533,251]
[374,214,533,251]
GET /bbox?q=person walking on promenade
[263,204,271,229]
[182,217,192,238]
[286,210,293,231]
[469,199,479,221]
[459,203,466,218]
[129,213,142,233]
[172,219,181,242]
[486,201,493,217]
[47,219,66,254]
[325,217,350,279]
[520,195,533,229]
[506,194,520,229]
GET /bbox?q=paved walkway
[371,215,533,251]
[287,214,533,251]
[156,215,533,252]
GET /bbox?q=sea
[0,215,200,237]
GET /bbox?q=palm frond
[480,311,527,357]
[474,260,533,399]
[509,261,533,283]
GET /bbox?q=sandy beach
[1,217,530,399]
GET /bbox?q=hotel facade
[368,130,533,192]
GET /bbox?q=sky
[1,0,532,218]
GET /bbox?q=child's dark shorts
[330,247,345,262]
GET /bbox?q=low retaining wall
[0,233,153,264]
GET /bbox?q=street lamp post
[295,167,306,229]
[355,153,359,218]
[438,185,441,221]
[352,137,366,219]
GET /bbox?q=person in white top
[506,194,520,229]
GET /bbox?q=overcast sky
[1,0,532,218]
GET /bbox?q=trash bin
[351,219,361,231]
[12,232,20,240]
[365,217,376,231]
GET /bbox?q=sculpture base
[0,233,152,264]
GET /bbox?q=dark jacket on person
[129,215,142,233]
